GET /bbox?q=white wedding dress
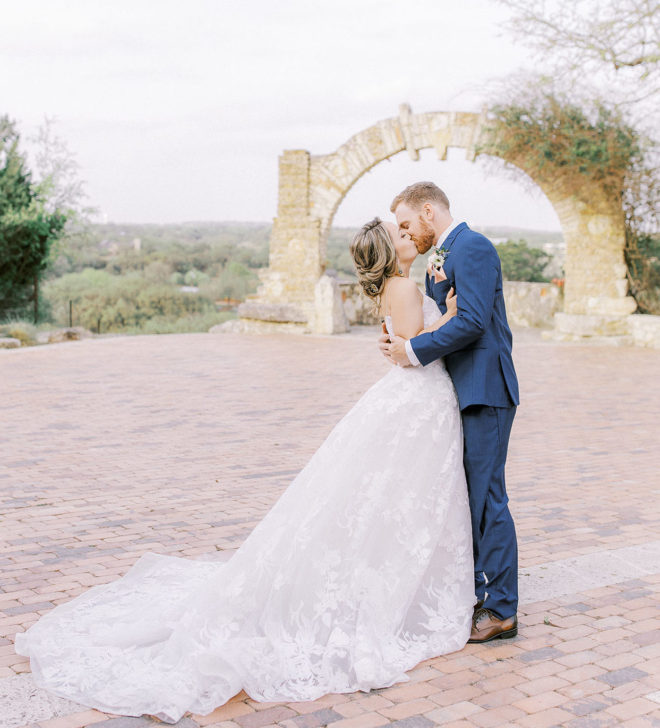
[15,295,475,723]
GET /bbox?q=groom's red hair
[390,182,450,213]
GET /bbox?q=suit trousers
[461,404,518,620]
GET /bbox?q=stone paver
[0,329,659,728]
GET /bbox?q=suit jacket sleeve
[411,236,499,365]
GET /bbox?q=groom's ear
[422,202,434,220]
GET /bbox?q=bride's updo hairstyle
[350,217,398,310]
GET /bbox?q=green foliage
[49,221,270,277]
[326,227,359,277]
[197,261,258,301]
[625,232,660,313]
[118,310,235,335]
[482,95,640,200]
[0,116,67,320]
[43,269,216,333]
[496,239,552,282]
[39,222,263,333]
[482,92,659,312]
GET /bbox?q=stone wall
[339,281,562,330]
[234,281,660,348]
[628,315,660,349]
[503,282,563,329]
[339,282,379,325]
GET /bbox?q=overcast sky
[1,0,562,230]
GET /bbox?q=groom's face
[394,202,437,254]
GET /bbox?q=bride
[15,217,475,723]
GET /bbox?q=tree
[29,117,97,282]
[496,240,552,282]
[498,0,660,105]
[31,117,91,216]
[0,116,66,321]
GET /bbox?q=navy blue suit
[410,223,519,620]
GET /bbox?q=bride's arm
[417,287,457,335]
[386,277,424,339]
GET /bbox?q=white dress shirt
[404,219,464,367]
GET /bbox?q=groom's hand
[387,335,412,367]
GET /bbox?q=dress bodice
[384,294,441,339]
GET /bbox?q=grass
[0,319,40,346]
[0,311,237,344]
[116,310,236,335]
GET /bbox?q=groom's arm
[409,237,499,366]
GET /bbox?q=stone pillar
[549,191,636,341]
[310,274,350,335]
[237,150,323,331]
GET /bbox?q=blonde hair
[350,217,398,311]
[390,181,450,213]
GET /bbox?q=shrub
[120,310,235,335]
[496,240,552,282]
[0,319,38,345]
[43,269,215,332]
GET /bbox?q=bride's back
[381,276,424,339]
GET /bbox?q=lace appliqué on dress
[15,294,474,723]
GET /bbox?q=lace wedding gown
[15,295,475,723]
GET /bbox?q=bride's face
[385,222,417,266]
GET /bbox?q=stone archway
[237,104,635,336]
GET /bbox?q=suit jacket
[410,223,519,411]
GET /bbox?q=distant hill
[79,220,563,282]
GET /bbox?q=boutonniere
[430,246,450,273]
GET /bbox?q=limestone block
[554,312,631,337]
[268,216,322,297]
[502,282,562,329]
[277,150,310,218]
[399,102,421,160]
[311,274,349,334]
[237,300,308,323]
[210,319,308,335]
[628,314,660,349]
[253,269,286,301]
[586,296,637,316]
[0,337,21,348]
[339,282,380,325]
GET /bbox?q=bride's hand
[445,287,457,318]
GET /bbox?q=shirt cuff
[405,339,421,367]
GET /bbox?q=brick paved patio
[1,329,659,728]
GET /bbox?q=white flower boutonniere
[430,246,450,273]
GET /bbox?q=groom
[382,181,519,643]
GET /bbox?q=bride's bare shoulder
[384,276,422,301]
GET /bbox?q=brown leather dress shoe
[468,607,518,643]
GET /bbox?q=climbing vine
[479,93,659,313]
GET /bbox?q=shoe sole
[468,626,518,644]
